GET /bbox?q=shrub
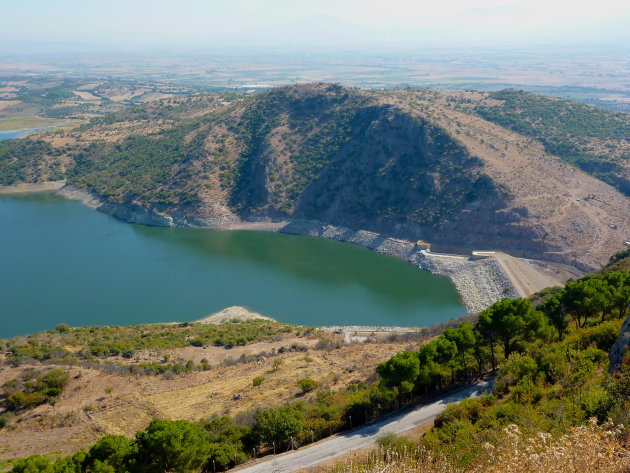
[315,339,342,351]
[7,391,47,410]
[376,432,417,455]
[494,354,538,395]
[252,376,265,387]
[206,443,243,471]
[0,413,13,429]
[87,435,136,472]
[297,378,319,394]
[252,405,304,448]
[42,368,70,389]
[56,323,70,333]
[200,415,251,451]
[10,455,54,473]
[580,321,621,351]
[3,368,70,411]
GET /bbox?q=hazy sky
[2,0,629,52]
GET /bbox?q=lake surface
[0,193,465,338]
[0,128,45,141]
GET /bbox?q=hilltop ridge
[1,83,629,270]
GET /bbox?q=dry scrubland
[0,328,419,461]
[325,421,629,473]
[382,88,630,269]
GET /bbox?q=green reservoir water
[0,193,465,338]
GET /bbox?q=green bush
[0,413,12,429]
[252,376,265,387]
[87,435,136,472]
[3,368,70,411]
[55,323,70,333]
[206,443,243,471]
[296,378,319,394]
[10,455,55,473]
[494,353,538,395]
[376,432,417,454]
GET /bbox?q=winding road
[234,380,493,473]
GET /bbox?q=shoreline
[6,184,518,315]
[0,180,66,194]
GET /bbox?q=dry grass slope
[0,331,412,461]
[328,420,629,473]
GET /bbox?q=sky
[2,0,629,53]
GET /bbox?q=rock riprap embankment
[53,189,518,315]
[281,220,517,314]
[414,253,518,314]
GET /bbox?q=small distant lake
[0,127,48,141]
[0,193,465,338]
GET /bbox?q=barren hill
[1,83,629,270]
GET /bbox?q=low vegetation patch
[1,368,69,413]
[3,321,294,368]
[296,378,319,394]
[252,376,265,387]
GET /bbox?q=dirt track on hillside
[489,252,563,297]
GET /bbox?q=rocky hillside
[1,83,629,270]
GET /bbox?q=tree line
[378,269,628,398]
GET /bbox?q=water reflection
[130,224,455,304]
[0,193,464,337]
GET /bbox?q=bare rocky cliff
[609,314,630,372]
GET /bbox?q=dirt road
[233,380,493,473]
[477,252,562,297]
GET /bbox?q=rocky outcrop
[58,185,244,228]
[609,314,630,372]
[196,306,276,324]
